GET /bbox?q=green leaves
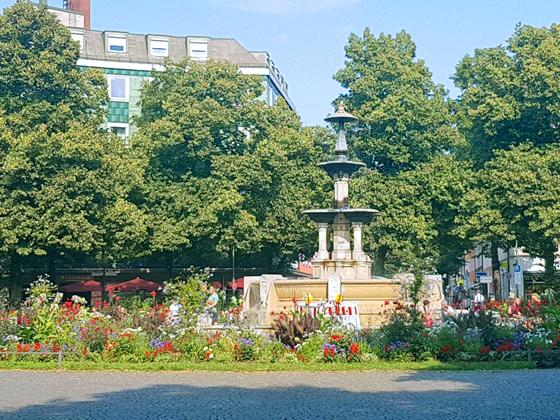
[335,28,463,174]
[455,24,560,166]
[133,58,329,270]
[0,1,106,135]
[335,29,468,275]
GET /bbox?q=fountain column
[352,222,365,261]
[334,173,349,209]
[317,223,330,260]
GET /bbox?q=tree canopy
[335,28,463,174]
[0,1,146,286]
[0,0,106,134]
[455,24,560,165]
[133,59,330,271]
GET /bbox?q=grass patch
[0,359,536,372]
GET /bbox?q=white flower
[71,295,87,305]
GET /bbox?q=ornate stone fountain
[242,105,413,327]
[304,103,378,282]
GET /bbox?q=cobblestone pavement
[0,370,559,419]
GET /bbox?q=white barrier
[296,301,361,330]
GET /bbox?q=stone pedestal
[331,214,352,260]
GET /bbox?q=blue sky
[2,0,560,125]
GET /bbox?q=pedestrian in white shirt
[473,288,485,310]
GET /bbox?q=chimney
[64,0,91,30]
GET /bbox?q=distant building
[47,1,294,139]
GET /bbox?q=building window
[150,39,169,57]
[71,32,84,50]
[108,75,129,101]
[108,123,129,141]
[107,35,127,53]
[189,40,208,60]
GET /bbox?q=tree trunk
[100,266,107,303]
[167,252,174,280]
[8,254,21,305]
[490,242,500,298]
[543,243,557,287]
[374,247,387,277]
[48,252,57,285]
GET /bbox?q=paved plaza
[0,370,559,419]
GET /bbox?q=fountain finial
[324,102,358,125]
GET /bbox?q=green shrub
[298,333,325,363]
[259,341,288,363]
[379,303,430,361]
[429,324,461,361]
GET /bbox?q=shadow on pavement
[1,384,475,419]
[1,370,559,419]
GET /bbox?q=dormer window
[107,35,127,53]
[150,38,169,57]
[189,39,208,60]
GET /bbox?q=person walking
[205,286,220,325]
[473,288,485,311]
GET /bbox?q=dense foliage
[0,1,559,291]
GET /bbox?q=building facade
[48,2,294,139]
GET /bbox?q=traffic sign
[514,264,521,273]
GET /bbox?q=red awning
[106,277,160,293]
[60,280,102,293]
[227,277,245,289]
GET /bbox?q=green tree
[455,144,560,285]
[212,124,331,271]
[134,60,330,272]
[0,2,147,296]
[454,23,560,285]
[454,24,560,165]
[335,28,468,276]
[335,28,463,174]
[352,155,473,277]
[0,122,148,283]
[0,1,106,134]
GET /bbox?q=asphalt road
[0,369,559,419]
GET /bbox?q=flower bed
[1,277,559,369]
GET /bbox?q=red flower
[17,343,31,353]
[349,343,359,354]
[34,342,41,352]
[51,344,61,352]
[114,296,121,302]
[384,300,389,306]
[145,351,152,358]
[323,347,335,357]
[330,335,342,342]
[150,291,157,298]
[440,344,452,354]
[496,342,514,353]
[480,346,490,354]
